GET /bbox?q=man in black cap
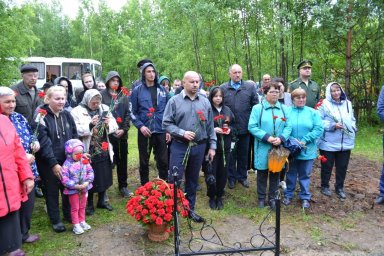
[11,64,42,123]
[289,60,320,108]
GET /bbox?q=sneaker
[321,187,332,197]
[73,224,84,235]
[302,199,310,209]
[80,221,91,231]
[282,198,291,206]
[336,189,346,200]
[119,187,133,198]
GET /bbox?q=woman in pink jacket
[0,110,34,256]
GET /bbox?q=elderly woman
[283,88,323,209]
[34,86,78,232]
[317,82,356,200]
[71,89,118,215]
[248,82,292,209]
[0,87,40,244]
[0,109,34,256]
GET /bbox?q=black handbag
[204,161,216,185]
[283,137,304,158]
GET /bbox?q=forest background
[1,0,384,123]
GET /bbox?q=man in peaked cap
[11,64,42,124]
[288,60,320,108]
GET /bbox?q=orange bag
[268,146,290,173]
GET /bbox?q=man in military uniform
[289,60,320,108]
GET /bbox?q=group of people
[2,56,382,255]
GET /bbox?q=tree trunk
[345,3,353,96]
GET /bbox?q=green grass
[354,126,382,161]
[22,125,383,255]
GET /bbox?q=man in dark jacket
[100,71,132,197]
[11,64,42,124]
[131,63,170,185]
[220,64,258,189]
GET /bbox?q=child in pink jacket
[62,139,94,235]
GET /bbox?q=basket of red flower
[126,179,190,242]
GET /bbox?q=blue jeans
[285,159,314,200]
[168,140,206,210]
[228,134,250,183]
[380,164,384,196]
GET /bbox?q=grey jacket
[11,81,42,124]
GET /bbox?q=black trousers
[257,169,279,201]
[0,211,21,254]
[228,134,250,183]
[19,190,35,241]
[40,168,70,225]
[320,149,351,191]
[137,131,168,185]
[110,138,128,189]
[206,151,229,199]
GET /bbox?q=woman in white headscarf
[71,89,118,215]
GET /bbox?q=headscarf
[80,89,103,117]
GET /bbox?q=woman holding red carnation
[206,86,234,210]
[317,82,356,200]
[33,86,79,233]
[71,89,118,215]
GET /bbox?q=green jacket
[289,78,320,108]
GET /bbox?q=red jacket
[0,114,33,217]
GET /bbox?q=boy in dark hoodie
[100,71,132,197]
[130,63,170,185]
[76,72,97,104]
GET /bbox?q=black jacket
[212,105,235,153]
[220,80,258,135]
[101,71,130,140]
[34,104,78,170]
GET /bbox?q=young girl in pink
[62,139,94,235]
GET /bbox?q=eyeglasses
[267,90,279,94]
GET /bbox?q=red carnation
[281,117,287,122]
[318,155,328,163]
[147,113,153,117]
[273,115,278,119]
[116,117,122,123]
[74,153,82,160]
[149,107,155,113]
[38,109,48,116]
[155,217,163,225]
[82,158,90,164]
[38,91,45,98]
[101,142,109,151]
[110,85,118,91]
[121,87,129,96]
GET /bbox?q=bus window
[46,65,60,83]
[93,63,102,81]
[63,62,91,80]
[29,62,45,80]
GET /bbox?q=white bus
[22,57,102,90]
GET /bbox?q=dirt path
[75,156,384,255]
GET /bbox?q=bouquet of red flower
[182,110,206,166]
[126,179,190,233]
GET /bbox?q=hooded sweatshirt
[54,76,77,110]
[130,63,169,133]
[317,82,356,151]
[76,74,97,104]
[61,139,94,195]
[100,71,130,139]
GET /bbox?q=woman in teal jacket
[283,88,323,209]
[248,82,292,209]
